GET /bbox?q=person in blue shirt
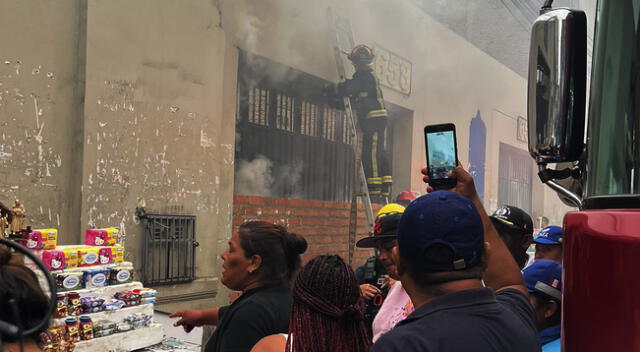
[523,260,563,351]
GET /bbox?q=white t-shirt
[372,281,414,342]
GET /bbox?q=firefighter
[327,45,392,202]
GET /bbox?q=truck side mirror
[527,8,587,164]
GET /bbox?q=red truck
[528,0,640,350]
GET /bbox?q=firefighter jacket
[337,68,388,121]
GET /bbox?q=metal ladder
[327,8,375,266]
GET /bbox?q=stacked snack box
[11,226,164,352]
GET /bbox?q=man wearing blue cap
[523,260,563,351]
[534,226,563,263]
[372,166,539,351]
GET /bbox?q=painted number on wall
[373,46,412,96]
[517,116,528,143]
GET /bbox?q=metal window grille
[300,101,319,136]
[248,87,269,126]
[141,214,197,286]
[276,93,295,131]
[323,107,338,141]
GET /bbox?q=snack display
[25,222,162,350]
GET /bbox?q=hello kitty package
[98,247,114,265]
[85,228,119,246]
[42,250,66,271]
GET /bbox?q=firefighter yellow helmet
[376,203,405,218]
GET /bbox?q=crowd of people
[0,165,564,352]
[167,165,564,352]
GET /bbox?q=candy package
[62,248,79,268]
[109,263,134,285]
[110,245,125,263]
[101,299,125,311]
[77,247,100,267]
[98,247,113,265]
[33,229,58,250]
[85,228,119,246]
[55,272,83,292]
[42,250,66,271]
[82,268,110,288]
[80,297,105,314]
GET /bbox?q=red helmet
[395,190,417,202]
[348,45,374,66]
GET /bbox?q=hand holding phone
[424,123,459,190]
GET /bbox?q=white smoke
[235,155,274,197]
[235,156,305,198]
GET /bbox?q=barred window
[300,101,319,136]
[276,94,295,132]
[248,87,269,126]
[322,106,339,141]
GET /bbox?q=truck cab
[528,1,640,350]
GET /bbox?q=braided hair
[287,255,372,352]
[238,221,307,284]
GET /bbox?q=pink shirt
[372,281,414,342]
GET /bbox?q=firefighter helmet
[348,44,374,66]
[376,203,405,219]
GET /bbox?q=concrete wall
[0,0,85,238]
[1,0,238,312]
[81,0,236,309]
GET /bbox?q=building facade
[0,0,576,327]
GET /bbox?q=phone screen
[426,130,457,180]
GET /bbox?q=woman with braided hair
[171,221,308,352]
[252,255,372,352]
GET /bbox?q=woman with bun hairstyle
[171,221,308,352]
[252,255,372,352]
[0,245,50,351]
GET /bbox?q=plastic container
[79,316,93,341]
[65,317,80,342]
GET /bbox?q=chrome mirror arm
[538,164,583,210]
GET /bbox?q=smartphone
[424,123,458,190]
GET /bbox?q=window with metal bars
[235,51,364,201]
[140,213,198,286]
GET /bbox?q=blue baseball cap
[523,260,562,301]
[397,191,484,272]
[534,225,563,245]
